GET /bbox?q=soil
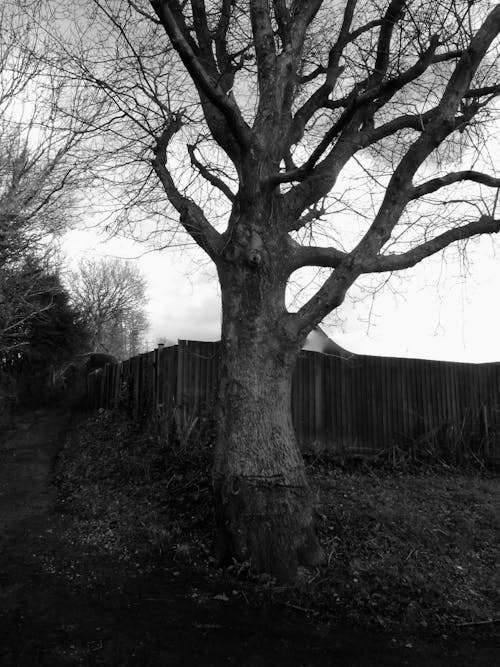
[0,405,499,666]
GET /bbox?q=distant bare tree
[126,309,149,357]
[70,257,149,360]
[54,1,500,579]
[0,256,54,356]
[0,1,104,357]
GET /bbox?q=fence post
[176,340,185,407]
[113,362,122,409]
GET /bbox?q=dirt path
[0,407,498,666]
[0,407,70,531]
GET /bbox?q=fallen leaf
[213,593,229,602]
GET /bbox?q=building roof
[302,326,353,358]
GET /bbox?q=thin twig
[281,601,315,614]
[456,617,500,627]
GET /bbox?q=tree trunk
[213,324,324,581]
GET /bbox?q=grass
[56,408,213,566]
[309,464,500,629]
[55,408,500,632]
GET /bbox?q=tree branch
[273,0,291,43]
[412,171,500,200]
[464,83,500,99]
[284,6,500,337]
[213,0,237,89]
[254,0,324,142]
[291,0,357,146]
[438,8,500,119]
[279,101,475,226]
[291,264,361,339]
[151,117,224,260]
[370,0,407,86]
[289,36,457,173]
[187,143,236,202]
[287,203,327,232]
[191,0,214,61]
[350,7,500,261]
[288,1,324,53]
[288,239,347,272]
[294,17,383,99]
[361,216,500,273]
[250,0,277,125]
[289,215,500,337]
[348,18,383,42]
[150,0,252,153]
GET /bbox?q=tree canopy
[55,1,500,300]
[1,257,90,405]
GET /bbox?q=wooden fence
[86,340,500,461]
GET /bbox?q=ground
[0,405,499,666]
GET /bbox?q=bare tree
[0,257,54,356]
[0,1,104,357]
[70,257,149,360]
[57,1,500,579]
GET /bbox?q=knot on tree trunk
[245,231,265,268]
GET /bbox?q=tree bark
[213,267,324,580]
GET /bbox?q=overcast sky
[63,226,500,364]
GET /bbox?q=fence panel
[86,343,500,461]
